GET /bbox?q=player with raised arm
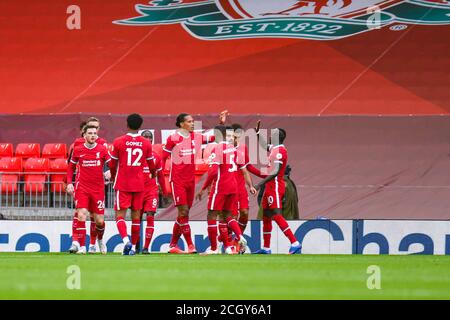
[195,125,256,255]
[140,130,168,254]
[108,114,155,256]
[161,111,227,254]
[251,126,302,254]
[66,125,111,254]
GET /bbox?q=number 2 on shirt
[126,148,143,166]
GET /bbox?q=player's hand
[195,189,205,201]
[219,109,229,124]
[249,186,257,195]
[104,170,111,181]
[66,184,74,195]
[253,184,261,191]
[255,120,261,134]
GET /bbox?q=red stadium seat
[0,157,23,173]
[0,174,19,193]
[0,157,22,194]
[23,158,49,193]
[0,143,14,158]
[24,175,47,193]
[152,144,164,159]
[42,143,67,159]
[23,158,49,173]
[15,143,40,159]
[49,158,68,192]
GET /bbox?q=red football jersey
[209,142,238,195]
[143,152,162,187]
[69,136,107,163]
[265,144,288,190]
[109,133,153,192]
[67,143,110,192]
[235,143,250,189]
[163,131,213,183]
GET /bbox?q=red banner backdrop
[0,0,449,115]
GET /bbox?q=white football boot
[88,244,96,254]
[68,242,79,254]
[238,236,247,254]
[98,239,107,255]
[76,246,86,255]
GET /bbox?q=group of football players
[67,112,302,255]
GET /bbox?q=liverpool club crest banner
[115,0,450,40]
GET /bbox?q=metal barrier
[0,174,151,220]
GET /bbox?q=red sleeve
[145,141,156,171]
[97,137,108,147]
[247,164,267,178]
[66,148,79,184]
[103,147,111,166]
[201,164,218,191]
[157,168,168,196]
[108,139,119,178]
[162,135,175,161]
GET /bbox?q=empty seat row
[0,158,68,193]
[0,143,67,159]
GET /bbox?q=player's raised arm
[254,162,281,191]
[255,120,271,152]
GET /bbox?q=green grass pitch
[0,253,449,299]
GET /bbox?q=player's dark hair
[231,123,243,131]
[176,113,190,128]
[141,130,153,141]
[127,113,144,130]
[86,116,100,124]
[214,125,227,141]
[277,128,287,144]
[83,125,98,135]
[79,121,87,131]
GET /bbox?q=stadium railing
[0,173,170,220]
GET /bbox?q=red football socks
[218,221,231,248]
[95,221,105,241]
[131,219,140,246]
[144,215,155,250]
[90,217,97,245]
[273,214,297,244]
[179,216,194,247]
[226,216,242,240]
[263,216,273,249]
[238,215,248,234]
[77,221,86,247]
[71,211,78,242]
[115,216,128,242]
[170,218,182,247]
[207,220,218,251]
